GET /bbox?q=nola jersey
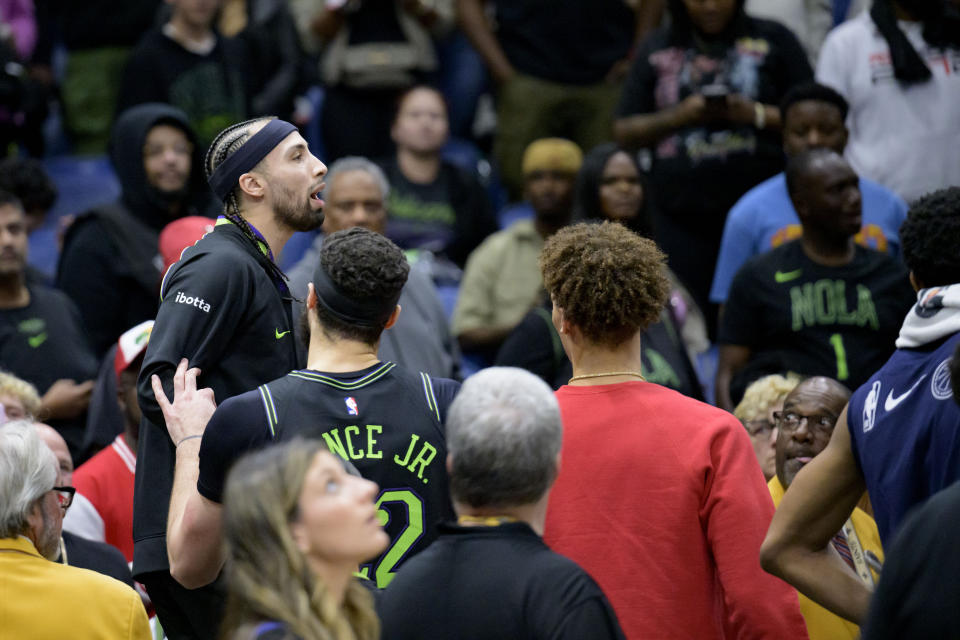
[847,332,960,543]
[197,361,459,588]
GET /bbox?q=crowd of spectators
[1,0,959,638]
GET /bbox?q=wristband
[754,103,766,129]
[176,434,203,447]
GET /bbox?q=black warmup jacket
[133,221,299,577]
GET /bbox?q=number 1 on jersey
[829,333,849,381]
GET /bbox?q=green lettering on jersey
[393,434,438,484]
[322,429,349,461]
[394,434,419,468]
[344,425,364,460]
[857,284,879,329]
[814,280,837,324]
[321,425,383,461]
[791,280,880,331]
[366,425,383,459]
[406,441,437,483]
[791,283,816,331]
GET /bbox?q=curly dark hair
[539,222,670,347]
[315,227,410,345]
[0,158,57,215]
[900,187,960,288]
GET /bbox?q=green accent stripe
[215,216,270,258]
[289,362,396,390]
[258,385,279,437]
[421,372,440,422]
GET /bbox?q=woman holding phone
[613,0,813,334]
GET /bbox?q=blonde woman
[220,439,387,640]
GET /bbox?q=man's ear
[306,283,318,310]
[237,171,265,199]
[383,305,401,330]
[909,271,923,293]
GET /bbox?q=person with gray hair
[288,155,461,379]
[377,367,625,640]
[0,421,151,639]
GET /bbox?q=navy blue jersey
[847,332,960,542]
[198,362,459,588]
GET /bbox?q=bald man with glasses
[766,377,882,640]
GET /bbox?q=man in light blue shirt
[710,82,906,305]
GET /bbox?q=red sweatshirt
[544,381,808,639]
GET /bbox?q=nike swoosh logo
[275,328,290,339]
[775,269,803,283]
[884,375,927,411]
[27,332,46,348]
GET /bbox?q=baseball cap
[521,138,583,176]
[159,216,215,277]
[114,320,154,380]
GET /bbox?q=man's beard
[273,180,324,232]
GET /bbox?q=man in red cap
[65,320,153,562]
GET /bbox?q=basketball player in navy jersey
[761,187,960,625]
[154,227,458,592]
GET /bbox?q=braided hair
[205,117,289,287]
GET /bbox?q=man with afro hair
[540,221,807,639]
[762,186,960,625]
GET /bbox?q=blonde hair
[0,370,41,417]
[734,374,802,423]
[220,439,379,640]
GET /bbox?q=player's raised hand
[152,358,217,447]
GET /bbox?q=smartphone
[701,84,729,108]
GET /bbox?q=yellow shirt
[768,476,884,640]
[0,535,151,640]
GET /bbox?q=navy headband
[208,119,298,202]
[312,263,401,329]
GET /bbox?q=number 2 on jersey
[829,333,849,381]
[357,489,424,588]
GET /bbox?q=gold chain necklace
[568,371,646,384]
[457,515,519,527]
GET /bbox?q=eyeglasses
[773,411,837,436]
[52,486,75,509]
[744,419,776,439]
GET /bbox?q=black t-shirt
[134,222,299,577]
[197,362,459,589]
[378,157,496,268]
[378,521,625,639]
[719,241,914,400]
[492,0,634,85]
[0,285,98,459]
[118,29,249,150]
[618,18,812,230]
[861,481,960,640]
[495,304,703,399]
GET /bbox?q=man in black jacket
[134,116,326,640]
[58,103,213,357]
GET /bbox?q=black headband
[208,119,298,201]
[312,264,401,328]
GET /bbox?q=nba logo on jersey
[345,397,359,415]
